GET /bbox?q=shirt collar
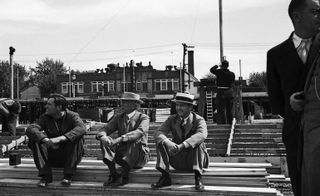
[292,33,312,49]
[127,110,136,119]
[180,113,191,124]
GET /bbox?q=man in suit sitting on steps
[96,92,150,187]
[26,94,86,187]
[151,92,209,191]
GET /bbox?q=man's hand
[100,136,113,147]
[50,136,67,144]
[290,91,305,111]
[164,140,179,156]
[210,65,219,73]
[171,143,185,156]
[111,137,122,146]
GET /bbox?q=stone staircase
[0,122,287,195]
[230,124,285,157]
[0,158,281,196]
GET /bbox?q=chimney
[188,50,194,75]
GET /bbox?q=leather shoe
[37,176,52,188]
[151,175,171,188]
[110,176,129,187]
[195,177,205,191]
[104,173,120,186]
[61,178,72,186]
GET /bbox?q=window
[155,80,161,91]
[75,82,84,93]
[121,81,131,91]
[91,81,107,92]
[107,81,114,92]
[136,81,142,91]
[142,80,148,91]
[173,79,179,90]
[161,79,167,91]
[61,82,70,94]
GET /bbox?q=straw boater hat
[172,92,196,105]
[121,92,143,104]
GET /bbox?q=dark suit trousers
[1,114,18,136]
[155,142,209,174]
[216,90,234,124]
[101,141,150,169]
[28,139,84,177]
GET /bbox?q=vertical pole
[239,59,242,78]
[180,62,183,92]
[182,43,187,93]
[219,0,224,63]
[69,67,72,98]
[123,64,126,92]
[9,47,15,99]
[16,68,19,99]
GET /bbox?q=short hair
[48,94,68,110]
[288,0,307,20]
[221,60,229,68]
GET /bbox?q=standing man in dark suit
[267,0,320,195]
[210,60,235,124]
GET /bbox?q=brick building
[56,61,199,100]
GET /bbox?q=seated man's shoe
[195,176,205,191]
[151,175,171,188]
[61,175,72,186]
[110,174,129,187]
[104,173,120,186]
[37,176,52,188]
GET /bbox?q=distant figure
[0,98,21,136]
[151,92,209,191]
[210,60,235,124]
[96,92,150,187]
[26,94,86,187]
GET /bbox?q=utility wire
[67,0,131,64]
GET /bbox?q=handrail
[226,118,237,156]
[1,135,28,156]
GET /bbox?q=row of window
[61,79,180,94]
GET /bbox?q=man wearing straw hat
[96,92,150,186]
[151,92,209,191]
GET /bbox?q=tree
[202,72,216,80]
[0,60,29,98]
[29,58,67,97]
[248,71,267,90]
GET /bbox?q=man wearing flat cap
[96,92,150,186]
[151,92,209,191]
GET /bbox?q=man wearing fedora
[151,92,209,191]
[96,92,150,186]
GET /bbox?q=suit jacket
[267,33,315,150]
[154,112,207,148]
[99,111,149,145]
[302,33,320,131]
[26,110,86,143]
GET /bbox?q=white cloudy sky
[0,0,293,79]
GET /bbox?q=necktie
[297,39,311,64]
[180,119,186,141]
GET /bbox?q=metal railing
[226,118,237,156]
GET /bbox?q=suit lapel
[304,33,320,92]
[128,111,139,130]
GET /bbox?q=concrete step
[0,179,280,196]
